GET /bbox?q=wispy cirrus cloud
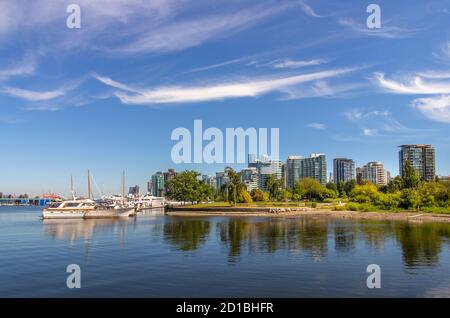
[271,58,327,69]
[363,128,377,136]
[0,55,36,80]
[307,123,326,129]
[95,68,356,105]
[0,1,290,56]
[338,18,416,39]
[374,72,450,94]
[374,70,450,123]
[433,41,450,63]
[411,95,450,123]
[185,58,248,74]
[345,109,418,137]
[281,80,364,100]
[298,0,323,18]
[1,86,67,101]
[111,3,292,54]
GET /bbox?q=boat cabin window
[47,202,61,208]
[65,202,81,207]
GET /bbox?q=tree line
[165,161,450,212]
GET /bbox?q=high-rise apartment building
[333,158,356,183]
[241,167,259,192]
[286,153,327,187]
[399,144,435,181]
[360,162,388,186]
[151,172,165,197]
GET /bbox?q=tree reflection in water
[393,222,450,268]
[163,218,211,251]
[43,215,450,269]
[163,216,450,268]
[216,217,329,263]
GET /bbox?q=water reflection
[394,222,450,268]
[42,215,450,269]
[163,218,211,251]
[43,218,131,244]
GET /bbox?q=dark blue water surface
[1,206,450,297]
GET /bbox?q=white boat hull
[84,208,135,219]
[42,210,86,219]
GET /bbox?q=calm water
[1,206,450,298]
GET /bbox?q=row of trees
[347,162,450,210]
[165,161,450,211]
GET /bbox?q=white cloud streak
[298,1,322,18]
[113,3,292,54]
[374,69,450,123]
[374,72,450,94]
[363,128,377,136]
[338,18,415,39]
[1,86,68,101]
[411,95,450,123]
[0,55,36,80]
[307,123,326,129]
[271,59,327,69]
[345,109,416,137]
[96,68,356,105]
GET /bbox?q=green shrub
[346,203,359,211]
[357,203,377,212]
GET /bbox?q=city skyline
[3,144,439,198]
[1,0,450,195]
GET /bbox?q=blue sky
[1,0,450,196]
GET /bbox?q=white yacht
[42,199,95,219]
[42,170,136,219]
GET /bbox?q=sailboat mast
[87,170,91,199]
[122,170,125,204]
[70,175,74,200]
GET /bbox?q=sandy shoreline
[166,208,450,223]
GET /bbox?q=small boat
[42,199,95,219]
[42,170,137,219]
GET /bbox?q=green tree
[166,170,212,204]
[238,189,253,203]
[349,183,380,204]
[251,189,269,202]
[280,189,292,202]
[265,174,283,201]
[386,176,404,193]
[225,167,246,204]
[400,188,421,210]
[402,160,421,189]
[375,192,401,210]
[293,178,326,201]
[326,182,338,194]
[343,180,356,195]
